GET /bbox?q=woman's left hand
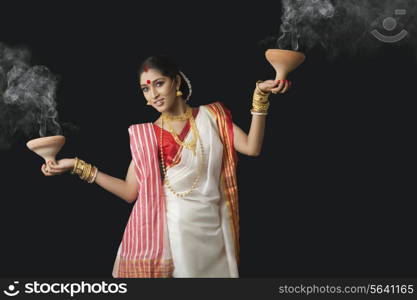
[42,158,75,176]
[258,79,292,94]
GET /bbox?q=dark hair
[138,54,190,100]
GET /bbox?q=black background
[0,1,416,278]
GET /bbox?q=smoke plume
[0,42,62,150]
[262,0,417,58]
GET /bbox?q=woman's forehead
[140,69,164,82]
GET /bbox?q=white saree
[164,105,239,278]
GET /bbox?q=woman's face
[139,68,179,113]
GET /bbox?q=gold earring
[176,89,183,97]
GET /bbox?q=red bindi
[147,80,151,84]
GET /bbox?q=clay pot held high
[265,49,306,81]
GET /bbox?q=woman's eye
[142,87,148,92]
[156,81,164,87]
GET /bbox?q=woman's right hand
[41,158,75,176]
[258,79,291,94]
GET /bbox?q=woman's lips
[153,98,165,107]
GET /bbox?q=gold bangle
[87,165,96,183]
[86,166,94,183]
[75,160,83,176]
[255,89,269,99]
[253,100,270,107]
[251,106,269,112]
[253,81,270,109]
[88,167,98,184]
[92,168,99,182]
[81,163,92,181]
[76,160,85,176]
[71,157,79,174]
[92,168,99,183]
[86,164,93,181]
[252,102,270,111]
[251,109,268,115]
[80,162,88,180]
[71,158,96,182]
[253,95,269,105]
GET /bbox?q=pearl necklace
[159,113,205,198]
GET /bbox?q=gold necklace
[161,106,192,121]
[161,107,199,155]
[159,115,205,198]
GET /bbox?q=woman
[41,54,290,278]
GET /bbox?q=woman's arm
[233,79,289,156]
[43,159,139,203]
[94,160,139,203]
[233,118,265,156]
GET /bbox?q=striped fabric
[113,123,174,278]
[112,102,239,277]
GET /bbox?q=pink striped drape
[112,123,173,278]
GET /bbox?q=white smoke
[0,42,62,149]
[278,0,336,51]
[264,0,417,58]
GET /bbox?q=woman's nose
[150,86,159,99]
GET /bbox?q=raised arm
[233,79,289,156]
[233,120,265,156]
[42,158,139,204]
